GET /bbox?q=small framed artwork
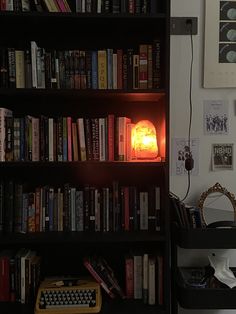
[212,143,234,170]
[204,0,236,88]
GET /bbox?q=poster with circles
[204,0,236,87]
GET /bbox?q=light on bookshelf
[131,120,158,160]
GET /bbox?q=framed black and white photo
[212,143,234,170]
[204,0,236,87]
[203,100,229,135]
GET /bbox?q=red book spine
[0,257,10,301]
[125,256,134,298]
[108,114,115,161]
[56,0,67,12]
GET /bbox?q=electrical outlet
[170,17,198,35]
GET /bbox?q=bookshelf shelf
[0,11,167,19]
[0,299,166,314]
[0,231,166,245]
[0,0,170,313]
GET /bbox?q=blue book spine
[91,50,98,89]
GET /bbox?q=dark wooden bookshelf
[0,231,166,245]
[0,0,170,313]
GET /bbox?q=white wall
[170,1,236,313]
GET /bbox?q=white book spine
[97,0,101,13]
[31,41,38,88]
[99,118,106,161]
[48,118,54,161]
[6,0,14,10]
[148,256,156,305]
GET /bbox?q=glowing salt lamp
[131,120,158,160]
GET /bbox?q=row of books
[0,248,41,304]
[0,0,162,14]
[0,108,145,162]
[169,192,204,229]
[0,180,161,233]
[0,40,161,90]
[124,253,163,305]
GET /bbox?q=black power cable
[180,20,194,202]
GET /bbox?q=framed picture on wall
[204,0,236,88]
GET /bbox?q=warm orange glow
[131,120,158,160]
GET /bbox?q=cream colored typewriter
[35,277,102,314]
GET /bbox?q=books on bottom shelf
[83,255,125,299]
[0,248,41,304]
[125,252,164,305]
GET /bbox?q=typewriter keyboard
[35,278,102,314]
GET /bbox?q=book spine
[67,116,72,161]
[91,50,98,89]
[31,41,38,88]
[107,114,114,161]
[5,116,14,161]
[112,53,117,89]
[139,44,148,89]
[75,190,84,231]
[77,118,86,161]
[152,39,161,89]
[15,50,25,88]
[98,50,107,89]
[125,255,134,298]
[147,44,153,89]
[117,49,123,89]
[133,254,142,299]
[148,256,156,305]
[107,48,113,89]
[133,54,139,89]
[0,48,8,88]
[8,48,16,88]
[143,253,149,304]
[140,191,148,230]
[83,258,115,298]
[0,108,13,161]
[84,118,93,160]
[99,118,106,161]
[0,256,10,301]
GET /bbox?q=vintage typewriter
[35,277,102,314]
